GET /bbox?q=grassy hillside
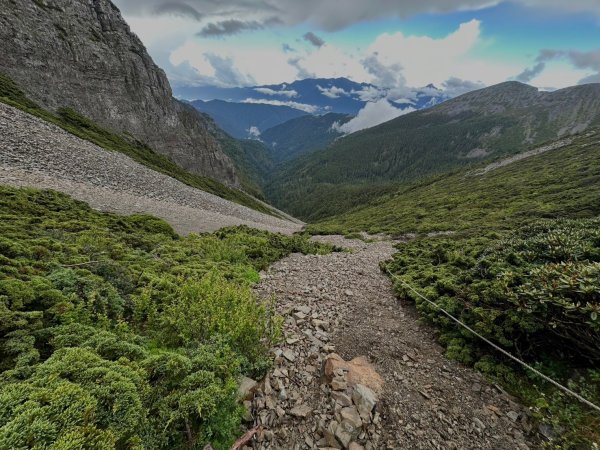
[0,186,332,449]
[267,82,600,220]
[261,113,351,163]
[0,72,278,217]
[311,131,600,447]
[310,130,600,235]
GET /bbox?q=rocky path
[246,236,537,450]
[0,103,302,235]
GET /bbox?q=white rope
[385,268,600,413]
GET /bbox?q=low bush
[0,186,333,448]
[385,218,600,446]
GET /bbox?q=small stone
[242,400,253,422]
[283,349,296,362]
[312,318,329,330]
[473,417,486,430]
[506,411,519,422]
[335,424,353,448]
[279,385,288,401]
[324,421,341,449]
[265,395,276,410]
[349,443,365,450]
[305,435,315,447]
[238,376,258,400]
[352,384,378,421]
[295,305,312,314]
[264,376,273,395]
[332,392,353,407]
[340,406,363,429]
[290,404,312,418]
[293,311,307,320]
[331,378,348,391]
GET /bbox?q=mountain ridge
[0,0,238,185]
[264,80,600,220]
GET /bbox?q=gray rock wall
[0,0,239,186]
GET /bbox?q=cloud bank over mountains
[117,0,600,31]
[114,0,600,107]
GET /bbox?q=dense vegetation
[0,72,277,216]
[383,219,599,446]
[266,83,600,221]
[310,130,600,235]
[0,187,332,449]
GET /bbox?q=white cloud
[247,126,262,138]
[170,40,298,86]
[116,1,600,32]
[254,87,298,97]
[352,86,386,102]
[116,0,499,30]
[317,85,350,98]
[136,15,573,93]
[241,98,317,113]
[332,99,415,134]
[294,44,371,82]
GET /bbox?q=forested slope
[267,82,600,220]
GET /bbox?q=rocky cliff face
[0,0,239,186]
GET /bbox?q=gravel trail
[248,236,537,450]
[0,103,302,235]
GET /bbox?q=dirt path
[248,236,537,450]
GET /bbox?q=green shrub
[0,186,332,448]
[385,217,600,446]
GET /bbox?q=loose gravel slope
[0,103,302,234]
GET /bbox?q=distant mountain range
[265,81,600,220]
[191,99,307,139]
[179,77,448,115]
[261,113,352,163]
[177,78,373,115]
[185,77,448,139]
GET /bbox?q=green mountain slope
[190,108,277,200]
[261,113,352,163]
[267,82,600,220]
[310,129,600,235]
[310,131,600,446]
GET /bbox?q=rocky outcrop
[0,0,238,185]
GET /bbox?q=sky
[112,0,600,94]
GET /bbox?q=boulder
[323,354,384,394]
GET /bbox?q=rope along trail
[385,268,600,413]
